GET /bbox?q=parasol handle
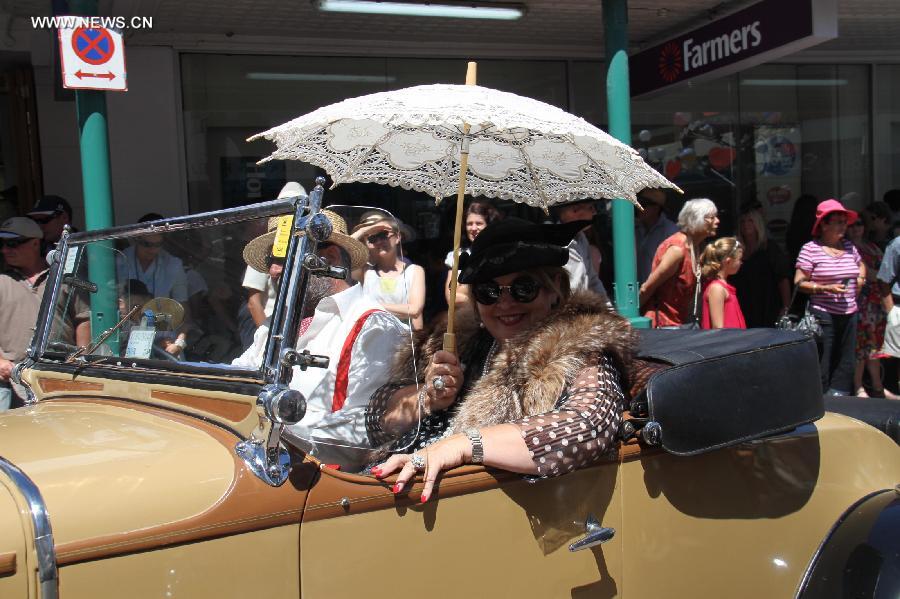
[444,61,477,354]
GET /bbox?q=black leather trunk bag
[635,328,824,456]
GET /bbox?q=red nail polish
[420,494,428,503]
[371,467,382,476]
[392,483,402,494]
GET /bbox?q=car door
[298,454,623,598]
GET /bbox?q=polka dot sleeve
[515,354,625,477]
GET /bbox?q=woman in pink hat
[794,199,866,396]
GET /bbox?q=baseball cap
[28,195,72,218]
[0,217,43,240]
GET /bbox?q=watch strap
[464,428,484,464]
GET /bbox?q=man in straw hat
[241,182,307,348]
[232,208,407,469]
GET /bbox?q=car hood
[0,400,236,549]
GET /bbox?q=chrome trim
[235,440,291,487]
[69,198,297,244]
[10,359,36,405]
[29,230,71,361]
[0,456,58,598]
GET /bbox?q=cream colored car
[1,188,898,598]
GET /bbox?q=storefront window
[874,65,900,203]
[181,54,873,246]
[181,54,567,219]
[631,75,741,234]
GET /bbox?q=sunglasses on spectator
[0,237,30,249]
[137,239,164,249]
[30,212,60,225]
[473,275,542,305]
[366,231,394,245]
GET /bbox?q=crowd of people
[4,183,900,423]
[637,188,900,399]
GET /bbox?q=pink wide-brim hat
[812,198,858,236]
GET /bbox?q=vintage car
[0,180,899,598]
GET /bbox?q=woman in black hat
[366,217,635,502]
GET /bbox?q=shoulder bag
[775,266,822,340]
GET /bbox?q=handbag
[775,268,823,341]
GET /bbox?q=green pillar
[72,0,119,350]
[603,0,649,328]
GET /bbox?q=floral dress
[856,240,885,359]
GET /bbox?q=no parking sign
[58,19,127,91]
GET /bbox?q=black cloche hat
[458,217,588,284]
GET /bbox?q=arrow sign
[57,19,127,91]
[75,70,116,81]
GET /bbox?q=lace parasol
[250,83,679,210]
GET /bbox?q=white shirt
[242,266,276,318]
[564,231,608,298]
[232,284,407,469]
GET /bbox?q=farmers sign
[631,0,836,97]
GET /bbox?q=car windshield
[39,202,422,471]
[43,210,285,373]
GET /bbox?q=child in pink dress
[701,237,747,329]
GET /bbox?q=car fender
[796,487,900,598]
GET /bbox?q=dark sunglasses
[366,231,392,244]
[473,275,542,305]
[0,237,30,249]
[30,213,59,225]
[137,239,164,249]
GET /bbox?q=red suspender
[331,309,383,412]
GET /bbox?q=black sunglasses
[30,212,60,225]
[0,237,30,249]
[366,231,392,244]
[473,275,542,305]
[137,239,164,249]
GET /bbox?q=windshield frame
[28,198,300,381]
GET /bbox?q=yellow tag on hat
[272,215,294,258]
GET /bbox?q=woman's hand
[424,350,463,412]
[350,221,393,242]
[819,283,847,294]
[371,434,470,503]
[164,342,183,356]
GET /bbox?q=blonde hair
[700,237,742,279]
[737,210,767,248]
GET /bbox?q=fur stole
[389,291,636,433]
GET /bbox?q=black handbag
[775,269,823,341]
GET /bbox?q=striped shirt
[796,240,861,314]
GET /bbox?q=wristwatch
[464,428,484,464]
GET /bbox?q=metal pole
[603,0,649,328]
[71,0,119,350]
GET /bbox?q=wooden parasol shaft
[443,61,477,354]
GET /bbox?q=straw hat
[242,209,368,273]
